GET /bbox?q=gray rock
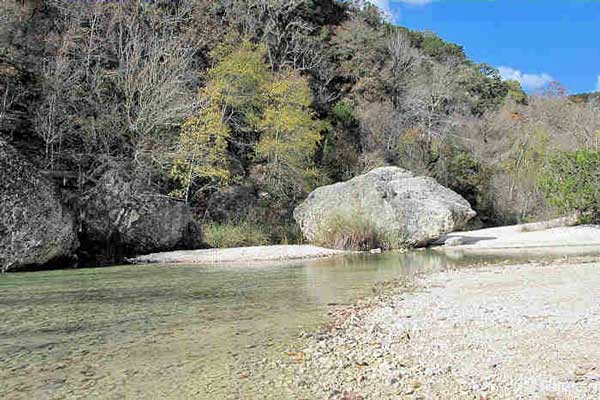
[0,140,77,272]
[294,167,475,247]
[205,185,258,222]
[78,169,202,263]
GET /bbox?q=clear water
[0,251,544,399]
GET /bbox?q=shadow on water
[0,250,586,399]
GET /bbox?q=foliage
[256,72,323,197]
[203,221,270,248]
[331,100,356,126]
[171,40,323,202]
[466,64,510,115]
[503,126,551,203]
[433,145,496,225]
[207,40,270,116]
[170,40,270,200]
[315,213,408,251]
[411,30,466,63]
[539,150,600,222]
[170,106,231,200]
[505,80,528,104]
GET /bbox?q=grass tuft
[204,221,270,248]
[314,213,409,251]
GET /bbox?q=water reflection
[0,250,555,399]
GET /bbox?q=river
[0,250,550,399]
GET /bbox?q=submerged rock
[78,169,202,264]
[294,167,475,247]
[0,140,77,272]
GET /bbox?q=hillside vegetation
[1,0,598,255]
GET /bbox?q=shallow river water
[0,250,554,399]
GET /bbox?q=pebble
[280,259,600,399]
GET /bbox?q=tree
[386,30,420,109]
[170,102,231,202]
[171,39,323,203]
[256,71,323,197]
[540,150,600,222]
[169,40,270,202]
[206,39,270,116]
[407,61,464,146]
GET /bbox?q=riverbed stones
[285,260,600,399]
[0,140,77,272]
[294,167,476,247]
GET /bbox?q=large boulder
[205,185,259,222]
[78,169,202,264]
[0,140,77,272]
[294,167,476,247]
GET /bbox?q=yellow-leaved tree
[256,72,323,198]
[171,38,323,203]
[170,40,269,201]
[169,100,231,202]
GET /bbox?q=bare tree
[386,31,419,108]
[224,0,325,72]
[407,61,464,144]
[34,45,78,169]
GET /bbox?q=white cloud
[367,0,432,20]
[596,75,600,92]
[367,0,395,21]
[368,0,392,14]
[498,66,554,91]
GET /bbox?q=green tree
[505,79,528,104]
[207,39,270,117]
[540,150,600,222]
[169,40,269,202]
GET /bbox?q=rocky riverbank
[285,257,600,399]
[1,139,202,271]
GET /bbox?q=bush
[539,150,600,223]
[433,145,497,226]
[315,213,408,251]
[269,223,305,245]
[203,221,270,248]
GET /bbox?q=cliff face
[0,139,78,272]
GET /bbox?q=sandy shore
[130,218,600,266]
[288,258,600,399]
[129,244,345,265]
[434,223,600,256]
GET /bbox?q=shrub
[539,150,600,223]
[433,145,497,226]
[203,221,270,248]
[315,213,408,251]
[269,223,305,245]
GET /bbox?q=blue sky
[369,0,600,94]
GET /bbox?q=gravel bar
[288,259,600,399]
